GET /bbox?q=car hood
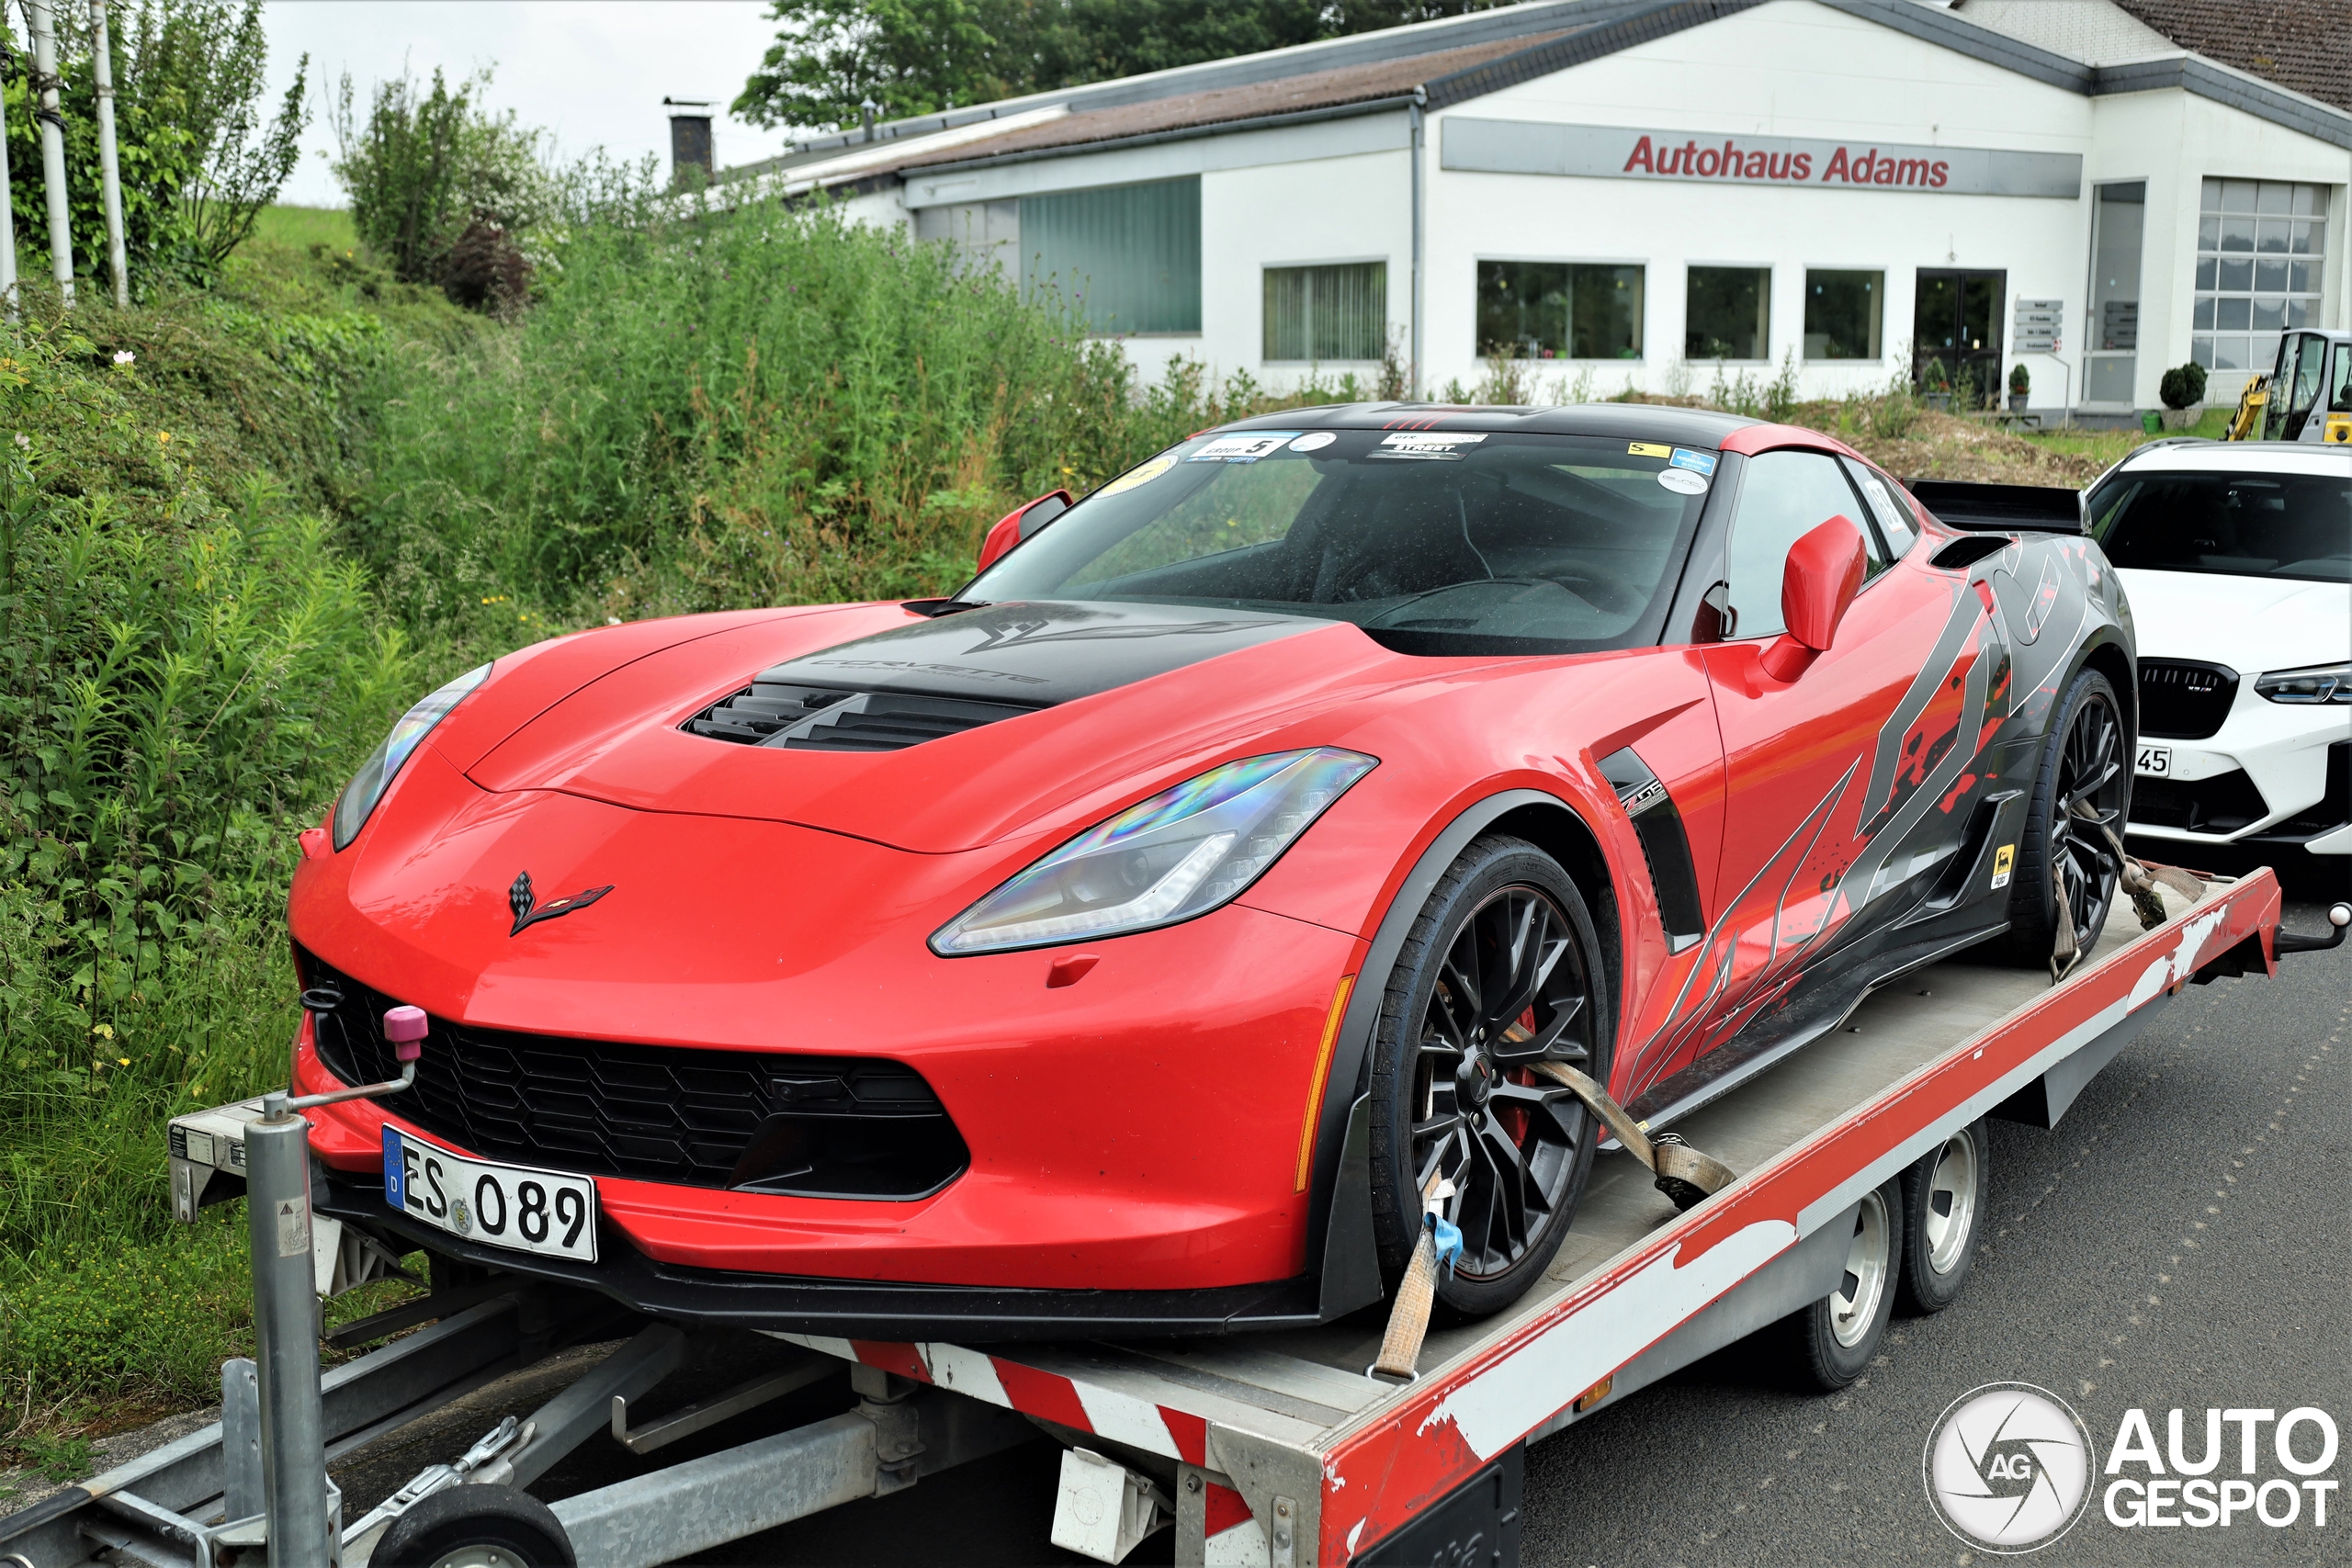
[459,600,1415,853]
[2119,569,2351,675]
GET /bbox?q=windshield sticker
[1374,432,1489,461]
[1187,433,1299,464]
[1288,431,1338,452]
[1627,442,1672,458]
[1668,448,1718,475]
[1657,468,1710,495]
[1094,456,1176,498]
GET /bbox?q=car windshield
[2086,468,2351,583]
[963,430,1713,655]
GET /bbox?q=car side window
[1724,450,1880,638]
[1841,457,1917,558]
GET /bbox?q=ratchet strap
[2049,806,2206,982]
[1529,1061,1736,1212]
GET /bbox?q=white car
[2086,440,2350,873]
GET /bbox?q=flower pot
[2160,406,2200,431]
[1925,392,1952,412]
[2007,393,2029,412]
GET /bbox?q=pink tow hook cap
[384,1004,429,1063]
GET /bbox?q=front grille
[300,952,968,1200]
[2139,660,2238,739]
[2132,769,2269,836]
[687,682,1035,750]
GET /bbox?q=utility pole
[89,0,126,306]
[26,0,74,306]
[0,35,20,318]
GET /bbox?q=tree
[732,0,1514,131]
[2,0,307,291]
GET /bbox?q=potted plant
[2007,362,2030,412]
[2158,362,2207,430]
[1922,358,1953,412]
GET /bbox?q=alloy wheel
[1920,1131,1978,1276]
[2054,690,2127,945]
[1830,1188,1893,1348]
[1410,884,1599,1280]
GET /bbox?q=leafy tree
[733,0,1513,131]
[2,0,305,291]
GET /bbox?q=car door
[1646,446,1989,1089]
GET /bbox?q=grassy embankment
[0,199,2177,1486]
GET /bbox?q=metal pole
[26,0,74,305]
[87,0,124,305]
[246,1094,337,1565]
[0,36,19,318]
[1408,87,1425,401]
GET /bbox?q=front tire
[1368,835,1613,1319]
[2000,668,2130,965]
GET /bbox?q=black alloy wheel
[2001,669,2131,965]
[1371,835,1612,1317]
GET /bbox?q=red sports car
[294,405,2133,1337]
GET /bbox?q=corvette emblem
[508,871,614,936]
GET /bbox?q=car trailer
[6,872,2344,1568]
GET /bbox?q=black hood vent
[688,682,1035,750]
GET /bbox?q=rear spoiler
[1902,479,2085,535]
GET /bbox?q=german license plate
[383,1127,598,1262]
[2136,745,2171,777]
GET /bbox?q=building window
[2192,178,2328,374]
[1022,176,1201,334]
[1263,262,1387,361]
[1476,261,1643,359]
[1804,270,1883,360]
[1687,266,1770,361]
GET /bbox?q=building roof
[2109,0,2352,111]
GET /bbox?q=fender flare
[1307,788,1618,1319]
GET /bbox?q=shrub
[2159,361,2207,411]
[2009,362,2030,396]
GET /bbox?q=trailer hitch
[2276,901,2352,956]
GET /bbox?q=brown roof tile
[2113,0,2351,110]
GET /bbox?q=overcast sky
[262,1,787,208]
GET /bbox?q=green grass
[244,204,359,255]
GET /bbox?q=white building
[724,0,2352,419]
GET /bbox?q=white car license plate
[383,1127,597,1262]
[2136,745,2172,778]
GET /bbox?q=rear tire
[1999,668,2130,966]
[1781,1179,1904,1392]
[1897,1121,1986,1314]
[373,1485,576,1568]
[1368,835,1614,1320]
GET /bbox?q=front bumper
[2129,693,2349,855]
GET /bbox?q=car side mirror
[976,489,1074,573]
[1759,514,1867,681]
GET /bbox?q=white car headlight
[333,664,492,850]
[931,748,1376,955]
[2253,661,2351,705]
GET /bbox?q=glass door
[1913,270,2007,405]
[2085,182,2146,407]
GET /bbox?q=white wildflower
[112,349,134,366]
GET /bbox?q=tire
[373,1485,577,1568]
[1783,1179,1904,1392]
[1368,834,1614,1320]
[1999,667,2130,965]
[1897,1120,1986,1314]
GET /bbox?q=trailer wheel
[1898,1121,1986,1314]
[373,1484,577,1568]
[1785,1179,1903,1391]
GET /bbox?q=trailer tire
[1898,1120,1986,1314]
[374,1484,577,1568]
[1784,1179,1904,1392]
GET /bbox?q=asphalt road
[324,886,2350,1566]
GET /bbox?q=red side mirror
[977,489,1074,574]
[1759,514,1867,680]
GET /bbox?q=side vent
[1930,536,2009,571]
[687,682,1035,751]
[1598,747,1708,953]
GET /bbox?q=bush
[2159,361,2207,411]
[2009,362,2030,396]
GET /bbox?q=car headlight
[931,748,1377,955]
[333,664,492,850]
[2253,661,2351,705]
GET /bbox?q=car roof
[1216,401,1760,446]
[2104,439,2352,479]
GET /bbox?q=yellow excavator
[2226,327,2352,443]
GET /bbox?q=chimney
[664,97,715,187]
